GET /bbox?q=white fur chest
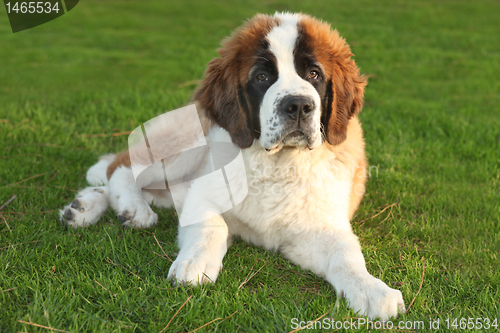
[224,142,354,249]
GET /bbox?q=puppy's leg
[59,155,114,228]
[167,214,228,285]
[109,166,158,228]
[107,149,202,228]
[166,173,231,285]
[281,228,405,320]
[141,189,174,208]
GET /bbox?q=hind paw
[59,187,109,228]
[116,198,158,229]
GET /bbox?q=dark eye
[308,70,319,80]
[257,73,268,82]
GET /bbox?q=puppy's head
[194,13,367,152]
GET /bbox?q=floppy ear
[322,51,367,146]
[194,56,254,148]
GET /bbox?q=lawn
[1,0,499,332]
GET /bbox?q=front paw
[345,276,405,320]
[167,251,223,286]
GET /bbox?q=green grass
[1,0,499,332]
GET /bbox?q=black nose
[280,96,315,120]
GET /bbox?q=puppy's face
[246,15,325,152]
[195,13,367,152]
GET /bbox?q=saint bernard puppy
[59,13,406,319]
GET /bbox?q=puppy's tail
[87,154,115,186]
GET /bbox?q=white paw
[345,275,405,320]
[59,187,109,228]
[116,194,158,228]
[167,251,223,285]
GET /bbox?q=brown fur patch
[106,150,131,180]
[193,15,278,148]
[348,160,367,220]
[298,16,367,146]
